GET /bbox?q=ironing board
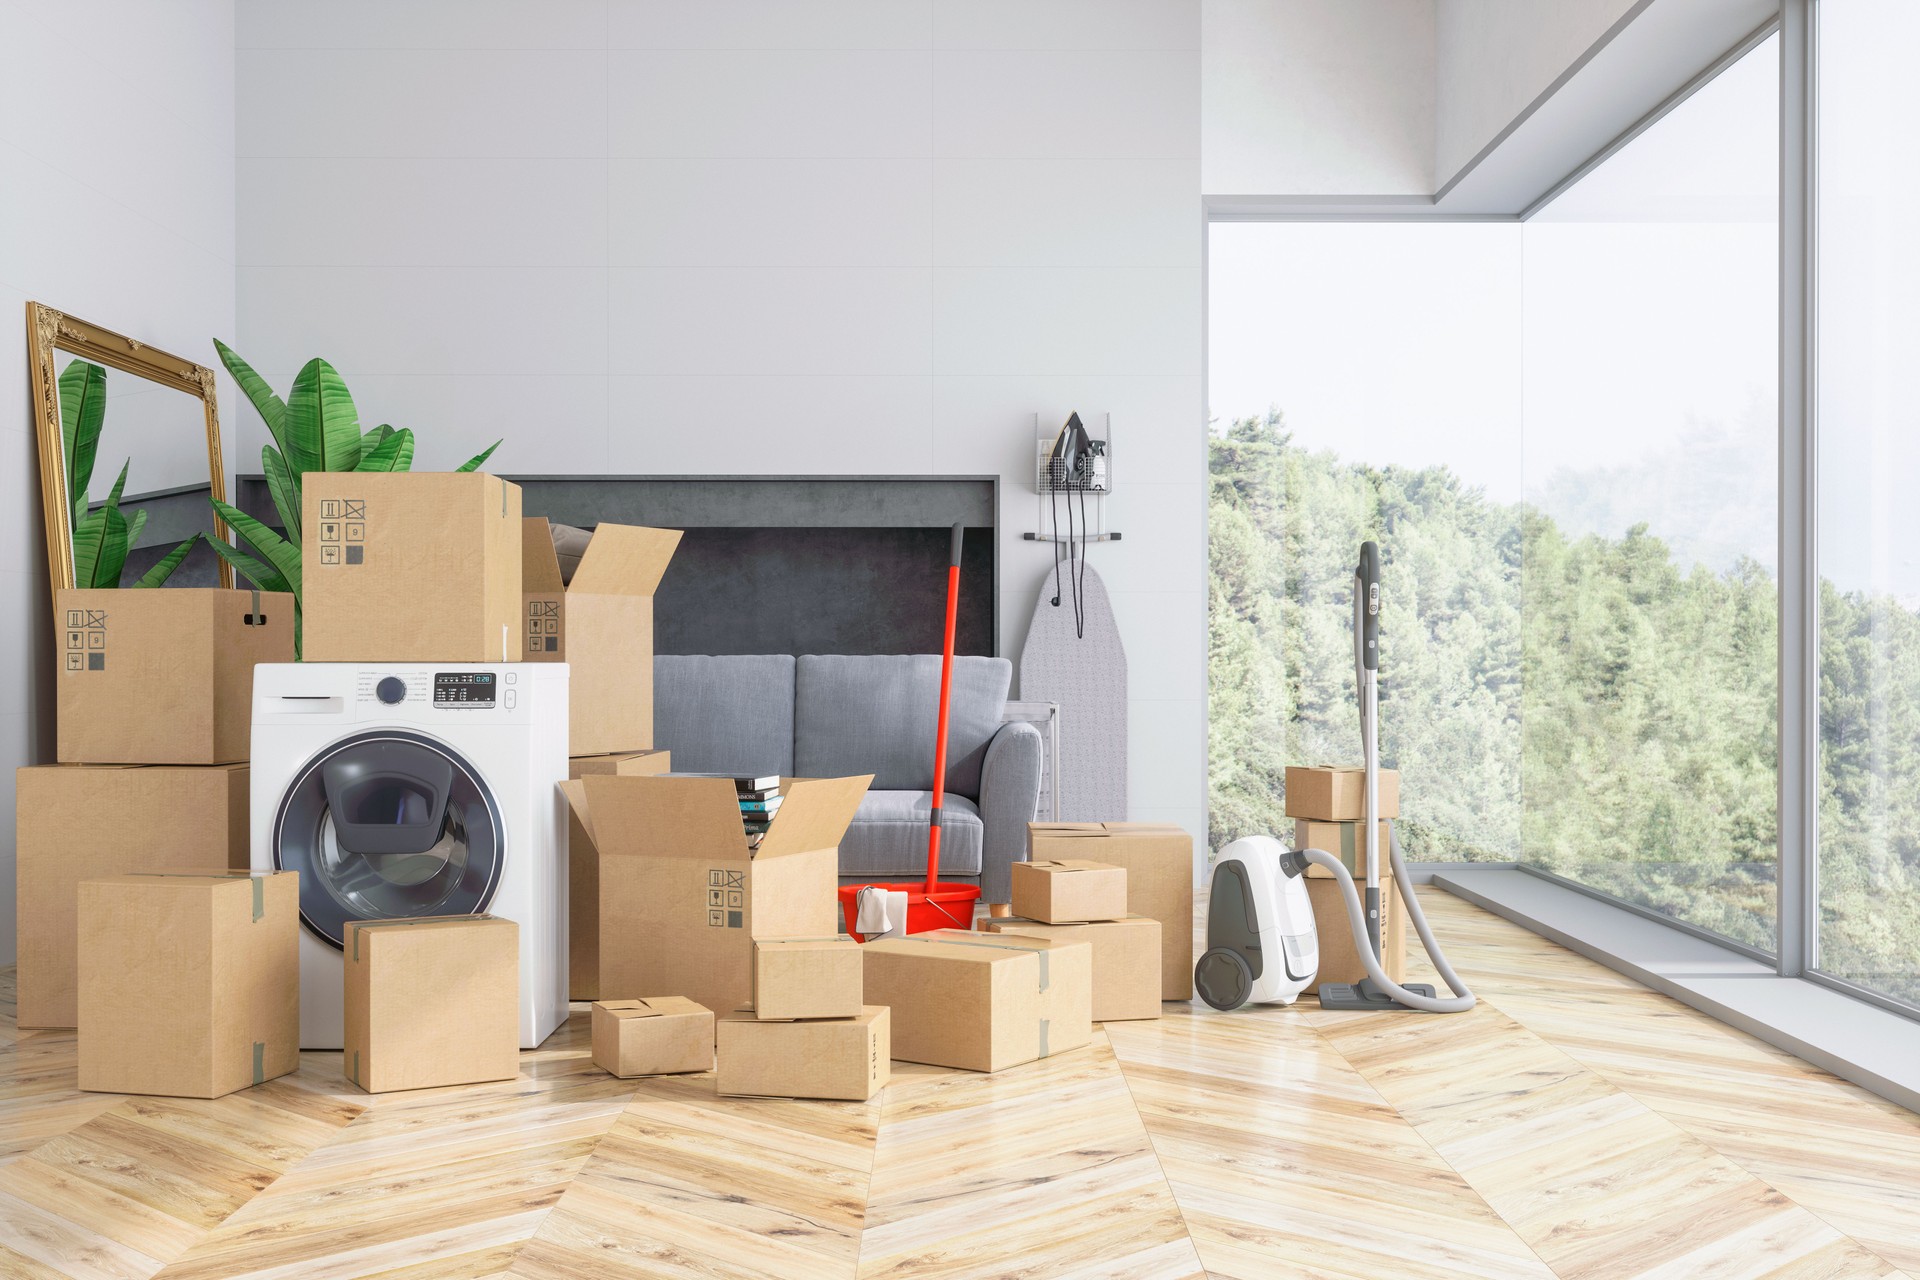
[1017,562,1127,821]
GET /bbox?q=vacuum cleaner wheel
[1194,946,1255,1011]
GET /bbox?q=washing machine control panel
[433,671,497,707]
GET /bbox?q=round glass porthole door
[272,730,503,949]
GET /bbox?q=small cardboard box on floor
[1307,877,1407,993]
[1292,819,1394,879]
[77,870,298,1098]
[592,998,713,1077]
[344,916,519,1093]
[566,749,670,1000]
[1283,764,1400,822]
[1027,822,1194,1000]
[716,1007,890,1100]
[1010,858,1127,924]
[56,587,293,764]
[753,937,862,1020]
[16,762,250,1029]
[523,518,682,756]
[981,915,1161,1022]
[862,929,1092,1072]
[302,471,522,663]
[559,773,870,1017]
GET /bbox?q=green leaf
[355,427,415,473]
[285,358,362,476]
[262,445,302,544]
[103,460,129,510]
[455,440,500,473]
[134,535,200,588]
[125,506,149,552]
[212,498,301,598]
[72,506,106,588]
[73,500,130,589]
[361,424,394,454]
[213,340,291,460]
[58,359,106,510]
[204,534,291,596]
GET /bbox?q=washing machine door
[272,730,505,949]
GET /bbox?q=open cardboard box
[565,749,670,1000]
[559,773,869,1018]
[523,518,681,756]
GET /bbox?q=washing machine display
[434,671,496,706]
[271,730,504,950]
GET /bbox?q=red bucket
[838,882,981,941]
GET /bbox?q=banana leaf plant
[207,341,500,655]
[59,359,200,589]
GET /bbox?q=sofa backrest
[794,654,1010,798]
[652,654,795,777]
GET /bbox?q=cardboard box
[591,997,714,1077]
[861,929,1092,1072]
[753,937,862,1021]
[1028,823,1193,1000]
[1306,876,1407,994]
[302,472,523,663]
[524,519,682,756]
[344,915,520,1093]
[56,588,293,764]
[17,763,250,1029]
[981,915,1161,1023]
[567,749,670,1000]
[558,773,869,1018]
[77,870,298,1098]
[1292,819,1396,879]
[1010,859,1128,924]
[1283,765,1401,822]
[715,1007,890,1100]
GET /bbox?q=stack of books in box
[736,775,781,849]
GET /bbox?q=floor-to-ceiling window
[1814,0,1920,1007]
[1519,35,1780,951]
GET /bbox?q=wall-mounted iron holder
[1025,412,1120,543]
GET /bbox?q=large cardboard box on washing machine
[16,763,250,1029]
[523,518,682,756]
[558,773,870,1018]
[56,588,293,764]
[302,472,523,663]
[566,750,670,1000]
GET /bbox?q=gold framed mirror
[26,301,233,601]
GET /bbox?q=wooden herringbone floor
[4,889,1918,1279]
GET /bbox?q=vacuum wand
[1355,540,1383,960]
[925,522,963,893]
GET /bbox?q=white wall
[1434,0,1640,186]
[235,0,1208,851]
[1202,0,1435,195]
[0,1,238,963]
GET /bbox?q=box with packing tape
[592,998,714,1078]
[1292,819,1395,879]
[1283,764,1400,822]
[861,928,1092,1072]
[1028,822,1193,1000]
[1306,877,1407,993]
[753,936,862,1021]
[715,1007,890,1101]
[302,471,523,663]
[56,587,293,764]
[17,762,250,1030]
[523,518,682,756]
[77,870,298,1099]
[344,915,520,1094]
[981,915,1161,1023]
[558,773,870,1018]
[1010,858,1128,924]
[566,749,670,1001]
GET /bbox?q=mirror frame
[26,301,233,597]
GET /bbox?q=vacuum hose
[1299,834,1476,1013]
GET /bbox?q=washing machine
[251,663,569,1050]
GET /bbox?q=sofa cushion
[653,654,795,777]
[794,654,1010,797]
[838,791,983,879]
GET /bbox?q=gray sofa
[654,654,1042,903]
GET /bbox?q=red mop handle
[926,523,964,892]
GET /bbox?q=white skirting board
[1017,561,1126,822]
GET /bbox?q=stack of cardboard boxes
[980,859,1162,1024]
[1023,822,1197,1002]
[1285,764,1408,991]
[718,935,889,1100]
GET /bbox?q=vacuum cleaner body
[1195,836,1319,1010]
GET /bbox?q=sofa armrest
[977,720,1043,903]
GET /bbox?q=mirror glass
[53,350,224,587]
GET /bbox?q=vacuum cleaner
[1195,540,1477,1014]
